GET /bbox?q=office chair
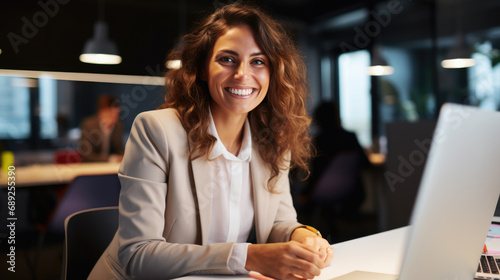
[312,151,362,203]
[48,173,121,235]
[309,151,364,241]
[32,173,121,278]
[61,206,118,280]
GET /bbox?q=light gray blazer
[88,108,302,280]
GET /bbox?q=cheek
[208,67,228,87]
[257,70,271,90]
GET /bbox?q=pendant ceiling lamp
[165,0,185,70]
[441,1,474,69]
[79,0,121,65]
[441,33,475,69]
[368,44,394,76]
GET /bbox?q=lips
[225,87,255,96]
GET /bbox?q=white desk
[176,221,500,280]
[0,162,121,188]
[175,227,409,280]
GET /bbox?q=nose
[234,62,249,80]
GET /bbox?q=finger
[318,247,327,261]
[323,247,334,266]
[249,271,277,280]
[316,239,333,260]
[291,273,306,279]
[294,238,323,257]
[291,257,322,278]
[283,273,305,280]
[280,269,311,280]
[289,243,325,269]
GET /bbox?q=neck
[211,107,247,156]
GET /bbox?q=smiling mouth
[225,87,255,96]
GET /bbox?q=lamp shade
[368,45,394,76]
[80,21,122,65]
[441,44,475,69]
[441,32,475,69]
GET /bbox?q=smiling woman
[88,3,333,280]
[205,25,270,155]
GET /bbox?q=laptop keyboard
[478,255,500,275]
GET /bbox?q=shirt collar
[208,108,252,162]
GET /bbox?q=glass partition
[0,70,165,164]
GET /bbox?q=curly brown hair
[159,2,312,190]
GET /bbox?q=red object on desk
[54,149,82,164]
[484,244,489,254]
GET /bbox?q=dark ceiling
[0,0,375,76]
[1,0,500,77]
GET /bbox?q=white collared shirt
[207,110,254,273]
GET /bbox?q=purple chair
[48,173,121,235]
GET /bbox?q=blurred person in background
[79,94,124,162]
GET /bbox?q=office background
[1,0,499,279]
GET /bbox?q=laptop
[332,103,500,280]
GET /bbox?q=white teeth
[228,88,253,96]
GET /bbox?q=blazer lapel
[191,156,213,245]
[250,148,271,244]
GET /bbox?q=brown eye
[252,59,265,65]
[217,56,235,63]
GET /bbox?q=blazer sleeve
[117,111,237,279]
[267,164,303,243]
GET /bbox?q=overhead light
[441,58,475,69]
[166,59,181,70]
[441,1,475,69]
[369,45,394,76]
[80,21,121,65]
[368,65,394,76]
[441,41,475,69]
[165,0,186,71]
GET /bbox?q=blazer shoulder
[132,108,187,144]
[134,108,182,128]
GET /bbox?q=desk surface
[175,227,409,280]
[176,220,500,280]
[0,162,121,188]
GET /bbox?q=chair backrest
[49,173,121,235]
[312,151,362,203]
[61,206,118,280]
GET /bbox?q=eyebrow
[217,49,266,57]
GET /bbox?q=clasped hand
[245,229,334,280]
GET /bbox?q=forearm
[120,241,236,279]
[268,220,303,243]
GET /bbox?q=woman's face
[205,25,270,119]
